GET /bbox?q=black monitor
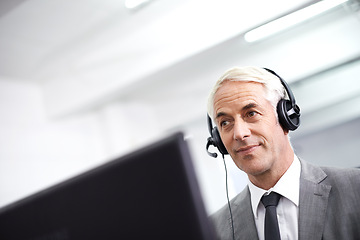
[0,132,216,240]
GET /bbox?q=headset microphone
[206,114,228,158]
[206,138,218,158]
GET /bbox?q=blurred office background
[0,0,360,214]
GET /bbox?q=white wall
[0,79,106,207]
[0,79,163,208]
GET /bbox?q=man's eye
[247,111,257,117]
[220,120,229,127]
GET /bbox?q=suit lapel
[232,187,259,240]
[298,160,331,240]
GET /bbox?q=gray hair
[207,66,287,120]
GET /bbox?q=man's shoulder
[300,159,360,190]
[301,159,359,178]
[320,164,360,176]
[320,164,360,186]
[211,186,250,221]
[210,186,256,240]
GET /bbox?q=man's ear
[276,119,289,135]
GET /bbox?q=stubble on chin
[231,153,255,172]
[233,153,270,177]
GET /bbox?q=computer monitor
[0,132,216,240]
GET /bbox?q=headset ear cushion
[277,99,300,131]
[212,127,228,155]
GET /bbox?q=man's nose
[233,119,251,141]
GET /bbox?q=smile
[235,145,260,155]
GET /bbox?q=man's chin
[234,156,269,176]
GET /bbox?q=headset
[206,68,301,158]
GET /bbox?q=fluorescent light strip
[125,0,150,9]
[244,0,349,43]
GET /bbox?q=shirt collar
[248,154,301,218]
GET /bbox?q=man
[207,66,360,240]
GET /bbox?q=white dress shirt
[248,155,301,240]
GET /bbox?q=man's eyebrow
[215,112,227,119]
[243,103,258,110]
[215,103,258,119]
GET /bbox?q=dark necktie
[261,192,281,240]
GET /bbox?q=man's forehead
[213,81,265,103]
[213,82,267,115]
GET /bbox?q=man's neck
[249,148,294,190]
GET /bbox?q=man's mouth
[235,145,260,155]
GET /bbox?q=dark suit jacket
[211,160,360,240]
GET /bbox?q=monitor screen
[0,132,216,240]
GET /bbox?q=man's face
[213,80,289,180]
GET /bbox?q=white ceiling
[0,0,314,82]
[0,0,304,81]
